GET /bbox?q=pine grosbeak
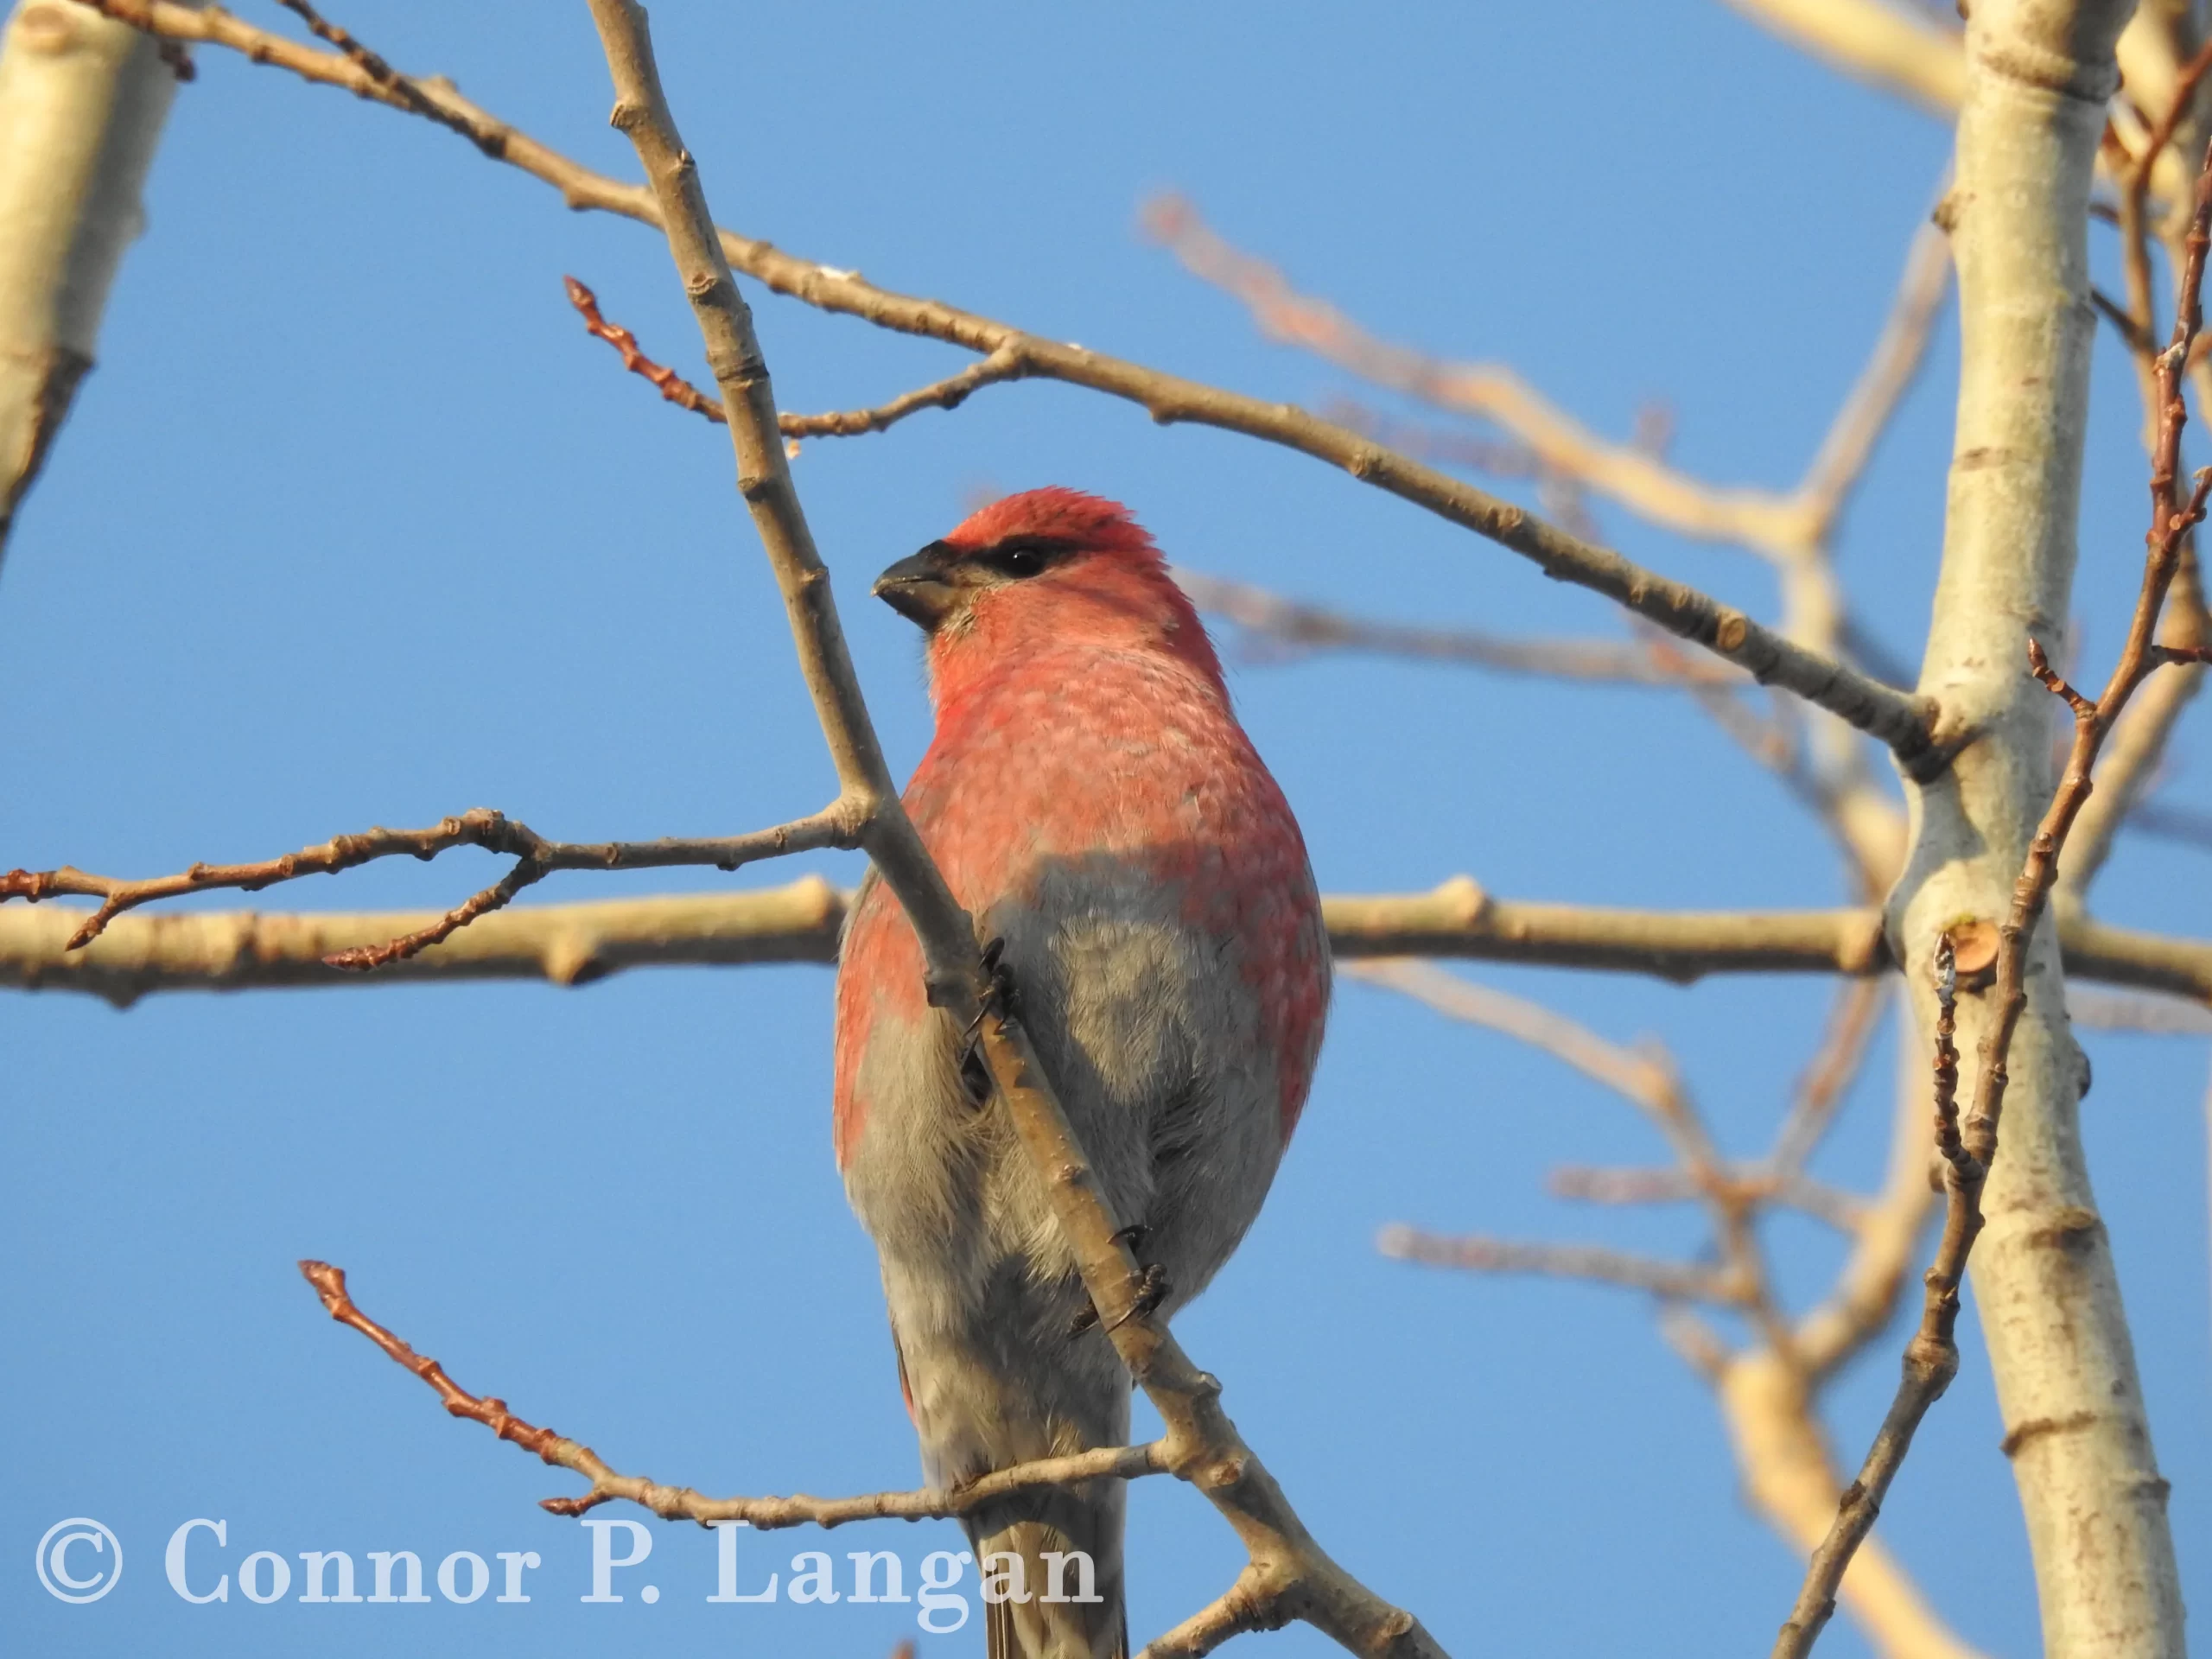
[834,489,1329,1659]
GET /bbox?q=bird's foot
[1108,1262,1173,1332]
[957,938,1020,1108]
[1070,1261,1172,1338]
[977,935,1020,1022]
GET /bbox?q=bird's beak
[873,541,962,631]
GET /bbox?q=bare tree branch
[301,1260,1169,1525]
[1141,192,1821,555]
[1169,567,1741,686]
[1376,1226,1738,1303]
[0,804,856,962]
[1141,186,1942,894]
[1345,958,1680,1117]
[1794,219,1955,541]
[1772,978,1891,1173]
[1317,397,1608,543]
[2066,983,2212,1033]
[1547,1166,1866,1232]
[1144,192,1949,566]
[2060,52,2212,895]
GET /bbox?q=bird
[832,487,1330,1659]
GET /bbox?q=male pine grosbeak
[834,489,1329,1659]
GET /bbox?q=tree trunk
[0,0,180,559]
[1891,1,2188,1654]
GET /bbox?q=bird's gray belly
[844,874,1284,1370]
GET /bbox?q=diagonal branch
[1171,567,1742,686]
[1793,219,1955,542]
[1141,189,1934,885]
[1344,958,1680,1128]
[1141,192,1821,555]
[73,0,1942,773]
[1376,1226,1739,1304]
[584,8,1444,1656]
[1144,193,1950,566]
[301,1260,1168,1525]
[2058,59,2212,897]
[1771,977,1891,1173]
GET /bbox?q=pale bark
[1890,2,2186,1654]
[0,0,177,556]
[12,886,2212,1002]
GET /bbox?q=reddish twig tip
[563,274,727,425]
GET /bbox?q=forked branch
[0,804,857,969]
[563,275,1027,441]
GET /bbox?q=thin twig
[300,1261,1167,1524]
[1170,567,1740,686]
[2063,44,2212,888]
[1319,398,1606,543]
[563,276,1028,441]
[1344,959,1674,1120]
[272,0,498,154]
[0,804,858,965]
[2066,983,2212,1033]
[1793,218,1954,541]
[1548,1166,1866,1233]
[2128,794,2212,846]
[1771,978,1891,1173]
[1376,1226,1739,1304]
[563,275,724,422]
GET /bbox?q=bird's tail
[968,1483,1125,1659]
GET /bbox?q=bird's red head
[874,488,1224,709]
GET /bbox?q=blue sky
[3,3,2206,1656]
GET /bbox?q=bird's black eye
[976,543,1051,579]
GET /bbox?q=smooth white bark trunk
[1892,2,2187,1653]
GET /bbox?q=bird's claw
[976,936,1021,1024]
[1070,1254,1169,1339]
[1107,1262,1172,1333]
[957,938,1019,1108]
